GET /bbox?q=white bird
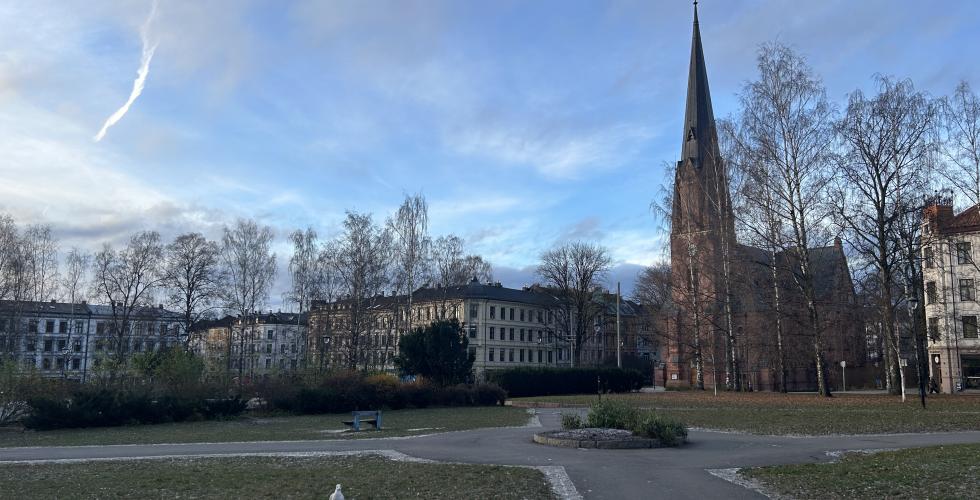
[329,484,345,500]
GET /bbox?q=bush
[255,371,505,415]
[585,400,641,431]
[561,412,582,430]
[23,387,246,430]
[487,367,643,398]
[633,414,687,446]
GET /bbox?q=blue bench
[342,410,382,431]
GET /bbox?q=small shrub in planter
[585,400,641,431]
[633,414,687,446]
[561,413,582,430]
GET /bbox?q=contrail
[94,0,159,142]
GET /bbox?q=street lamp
[906,294,926,408]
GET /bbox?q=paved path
[3,411,980,499]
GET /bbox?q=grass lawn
[742,443,980,499]
[0,454,555,499]
[0,406,529,448]
[513,392,980,435]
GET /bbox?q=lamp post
[906,294,926,408]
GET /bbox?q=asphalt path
[2,411,980,499]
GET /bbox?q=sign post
[839,360,846,392]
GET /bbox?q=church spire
[681,1,718,166]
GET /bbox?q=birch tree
[388,194,431,331]
[220,219,277,380]
[834,76,937,395]
[727,43,837,396]
[58,248,89,376]
[20,224,59,302]
[939,81,980,206]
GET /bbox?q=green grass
[742,444,980,499]
[513,392,980,435]
[0,406,529,448]
[0,454,555,499]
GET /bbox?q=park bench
[342,410,382,431]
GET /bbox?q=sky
[3,0,980,307]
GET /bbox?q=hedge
[24,388,245,430]
[255,372,506,414]
[487,367,644,397]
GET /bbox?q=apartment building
[0,300,183,381]
[922,198,980,392]
[308,280,574,378]
[189,312,307,379]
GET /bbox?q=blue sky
[2,0,980,304]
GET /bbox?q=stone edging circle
[533,430,667,449]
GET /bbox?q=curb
[532,432,666,449]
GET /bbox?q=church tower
[665,4,735,387]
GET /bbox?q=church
[660,6,867,391]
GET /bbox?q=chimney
[834,236,843,248]
[50,299,56,304]
[923,193,954,234]
[158,304,164,310]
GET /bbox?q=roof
[947,205,980,231]
[736,243,853,303]
[312,280,562,312]
[0,300,181,320]
[680,3,720,166]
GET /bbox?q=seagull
[329,484,345,500]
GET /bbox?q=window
[927,282,938,304]
[924,246,935,269]
[548,351,553,363]
[56,357,64,369]
[71,358,81,370]
[45,320,54,333]
[961,279,976,301]
[74,340,82,352]
[265,358,272,369]
[57,339,66,351]
[75,320,85,333]
[292,343,297,353]
[508,349,514,362]
[28,320,38,333]
[280,344,286,354]
[538,350,543,363]
[489,349,495,361]
[509,328,515,341]
[928,317,940,342]
[520,329,525,342]
[59,321,67,333]
[42,358,51,370]
[267,330,274,340]
[489,306,496,319]
[96,322,106,335]
[519,349,525,362]
[468,324,477,339]
[548,311,553,324]
[470,304,478,319]
[266,343,273,353]
[26,340,36,352]
[279,359,286,369]
[500,349,505,361]
[43,339,52,352]
[537,311,543,323]
[958,242,972,265]
[965,316,979,339]
[509,308,515,321]
[489,327,495,340]
[520,309,525,322]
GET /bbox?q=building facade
[188,312,308,379]
[0,300,183,381]
[922,198,980,392]
[308,280,576,378]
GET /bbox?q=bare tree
[727,43,837,396]
[326,212,392,370]
[432,235,492,287]
[388,193,431,331]
[0,215,25,301]
[20,224,59,302]
[939,81,980,206]
[220,219,277,380]
[834,76,937,396]
[537,241,610,365]
[164,233,223,346]
[92,231,165,372]
[58,248,89,377]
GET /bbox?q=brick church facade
[661,6,867,391]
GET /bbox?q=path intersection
[2,410,980,499]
